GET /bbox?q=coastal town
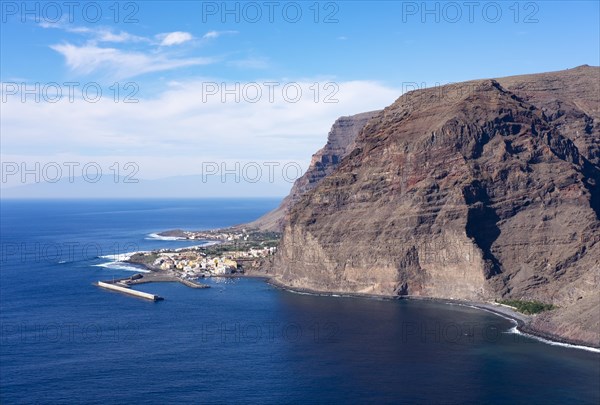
[96,228,280,300]
[127,228,280,280]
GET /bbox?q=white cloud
[202,30,239,40]
[39,21,148,44]
[50,43,214,79]
[38,19,71,30]
[157,31,193,46]
[1,79,400,184]
[96,30,148,43]
[40,23,219,79]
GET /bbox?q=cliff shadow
[463,182,502,278]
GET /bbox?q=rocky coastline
[144,66,600,350]
[261,275,600,351]
[262,66,600,349]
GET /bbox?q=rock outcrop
[247,111,380,231]
[268,66,600,347]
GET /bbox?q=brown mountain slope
[270,66,600,346]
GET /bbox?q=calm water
[1,199,599,404]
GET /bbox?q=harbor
[95,229,276,301]
[97,281,164,301]
[96,272,210,300]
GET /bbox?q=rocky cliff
[247,110,380,231]
[269,66,600,347]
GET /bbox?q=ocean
[1,199,599,404]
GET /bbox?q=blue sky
[1,1,599,195]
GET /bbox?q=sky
[1,0,599,196]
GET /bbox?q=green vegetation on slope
[496,299,557,315]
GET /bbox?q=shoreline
[117,228,599,351]
[98,256,599,352]
[260,276,600,352]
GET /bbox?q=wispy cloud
[39,20,148,44]
[96,30,148,43]
[202,30,239,40]
[39,21,245,80]
[156,31,193,46]
[41,22,213,79]
[50,43,215,79]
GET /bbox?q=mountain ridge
[253,65,600,347]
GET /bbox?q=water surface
[1,199,598,404]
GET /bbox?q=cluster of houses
[177,230,250,241]
[229,247,277,259]
[151,246,276,279]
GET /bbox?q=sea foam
[93,261,150,273]
[146,233,186,241]
[507,326,600,353]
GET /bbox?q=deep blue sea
[1,199,599,404]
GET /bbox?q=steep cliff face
[247,111,380,231]
[497,66,600,167]
[272,66,600,346]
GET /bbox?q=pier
[97,281,164,301]
[178,278,210,288]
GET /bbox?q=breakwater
[97,281,163,301]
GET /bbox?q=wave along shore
[262,276,600,352]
